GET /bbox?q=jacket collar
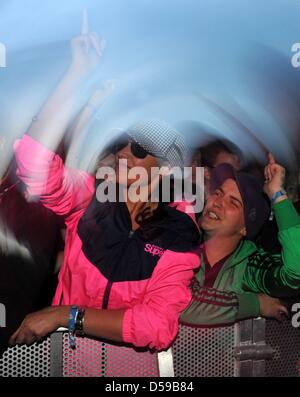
[222,239,257,271]
[200,239,257,272]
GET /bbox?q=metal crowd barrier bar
[171,318,300,377]
[0,328,173,377]
[0,318,299,377]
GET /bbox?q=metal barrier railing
[0,328,173,377]
[0,318,299,377]
[172,318,300,377]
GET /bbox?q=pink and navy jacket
[14,135,201,350]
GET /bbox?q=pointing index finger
[82,9,89,35]
[268,152,275,165]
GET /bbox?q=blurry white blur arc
[0,1,300,174]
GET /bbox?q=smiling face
[200,178,246,239]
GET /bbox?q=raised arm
[14,23,105,217]
[65,80,115,169]
[27,11,104,149]
[27,31,104,151]
[243,154,300,296]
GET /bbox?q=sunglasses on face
[112,135,151,159]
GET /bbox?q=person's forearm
[59,306,124,342]
[65,81,115,168]
[64,98,97,168]
[26,64,87,151]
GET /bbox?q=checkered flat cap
[126,120,186,168]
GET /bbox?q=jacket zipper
[102,229,135,309]
[102,280,113,309]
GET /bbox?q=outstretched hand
[70,10,105,75]
[258,293,288,322]
[9,306,69,346]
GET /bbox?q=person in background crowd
[0,160,64,355]
[189,138,244,220]
[200,138,243,171]
[181,154,300,327]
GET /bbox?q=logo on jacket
[144,243,165,257]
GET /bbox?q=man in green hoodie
[181,154,300,326]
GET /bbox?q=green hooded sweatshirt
[180,199,300,327]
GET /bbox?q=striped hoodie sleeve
[180,279,259,327]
